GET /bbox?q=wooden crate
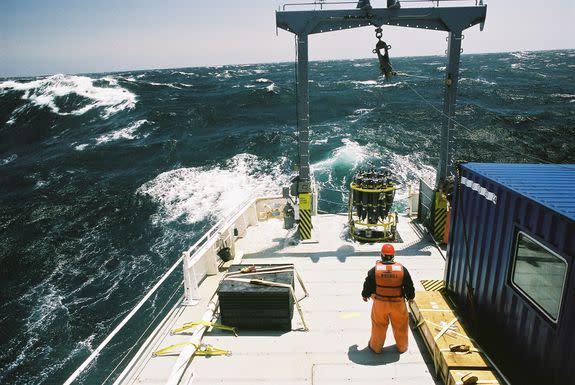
[410,291,491,384]
[410,290,452,323]
[447,369,502,385]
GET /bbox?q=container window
[511,232,568,322]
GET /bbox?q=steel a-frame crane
[276,0,487,240]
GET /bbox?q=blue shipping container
[446,163,575,385]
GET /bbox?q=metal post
[296,33,312,239]
[296,33,311,193]
[437,31,463,189]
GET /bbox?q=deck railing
[181,196,287,305]
[64,195,287,385]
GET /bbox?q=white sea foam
[511,51,529,59]
[255,78,272,83]
[74,143,89,151]
[138,154,290,225]
[352,63,372,68]
[375,81,403,88]
[311,139,435,203]
[352,80,378,86]
[95,119,150,145]
[266,83,278,93]
[24,284,68,331]
[551,93,575,103]
[511,63,522,70]
[387,152,436,198]
[147,81,182,89]
[312,139,371,187]
[34,180,48,189]
[552,93,575,99]
[460,77,497,86]
[0,74,136,118]
[354,108,374,115]
[172,70,197,77]
[1,153,17,166]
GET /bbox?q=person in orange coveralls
[362,243,415,353]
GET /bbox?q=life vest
[374,261,404,301]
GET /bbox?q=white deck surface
[118,213,446,385]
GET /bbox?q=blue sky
[1,0,574,77]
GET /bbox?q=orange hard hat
[381,243,395,256]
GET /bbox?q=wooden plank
[410,290,452,323]
[410,291,491,384]
[447,369,502,385]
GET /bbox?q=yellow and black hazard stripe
[433,191,447,242]
[299,193,312,240]
[420,279,445,292]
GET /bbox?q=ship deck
[117,213,446,385]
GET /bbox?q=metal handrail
[183,196,255,257]
[282,0,481,11]
[63,197,257,385]
[63,255,184,385]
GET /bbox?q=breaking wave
[137,154,290,225]
[0,74,136,119]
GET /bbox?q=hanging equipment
[372,27,396,81]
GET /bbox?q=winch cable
[398,73,569,166]
[101,281,184,385]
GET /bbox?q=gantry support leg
[296,33,312,240]
[437,31,463,189]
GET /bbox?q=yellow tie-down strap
[171,320,238,336]
[153,342,231,357]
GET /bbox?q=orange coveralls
[362,261,415,353]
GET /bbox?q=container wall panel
[445,163,575,385]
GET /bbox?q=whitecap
[266,83,278,93]
[95,119,150,145]
[551,93,575,99]
[255,78,272,83]
[74,143,89,151]
[387,152,436,198]
[375,81,403,88]
[147,81,182,89]
[0,74,136,118]
[354,108,374,115]
[1,153,17,166]
[460,78,496,86]
[511,63,522,69]
[34,180,48,189]
[352,63,372,68]
[137,154,290,225]
[172,70,196,77]
[352,80,378,86]
[312,139,370,176]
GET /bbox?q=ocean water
[0,50,574,384]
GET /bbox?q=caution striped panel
[434,206,447,241]
[299,209,312,240]
[421,279,445,292]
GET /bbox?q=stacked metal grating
[218,264,295,331]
